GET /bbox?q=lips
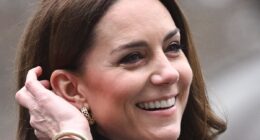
[136,97,176,111]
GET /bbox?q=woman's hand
[15,66,93,140]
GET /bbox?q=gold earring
[80,106,95,125]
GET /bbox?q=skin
[76,0,193,140]
[15,67,92,140]
[16,0,193,140]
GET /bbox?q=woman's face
[78,0,193,139]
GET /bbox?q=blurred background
[0,0,259,139]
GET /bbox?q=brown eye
[119,52,144,64]
[165,43,183,53]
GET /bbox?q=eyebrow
[163,28,180,43]
[111,28,180,54]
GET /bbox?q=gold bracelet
[52,131,88,140]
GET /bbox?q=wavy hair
[16,0,226,140]
[160,1,227,139]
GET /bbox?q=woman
[15,0,226,140]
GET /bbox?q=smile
[136,97,176,111]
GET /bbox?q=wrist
[53,130,91,140]
[59,121,91,139]
[58,135,82,140]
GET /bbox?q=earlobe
[50,70,87,109]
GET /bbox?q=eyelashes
[164,43,184,53]
[118,43,184,66]
[119,52,145,65]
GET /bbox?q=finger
[25,66,42,84]
[25,67,50,97]
[26,80,52,100]
[26,66,42,82]
[40,80,50,89]
[15,87,37,109]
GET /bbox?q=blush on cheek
[180,62,193,86]
[85,70,142,107]
[177,62,193,102]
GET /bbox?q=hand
[15,66,93,140]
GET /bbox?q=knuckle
[29,117,36,128]
[15,88,28,106]
[37,95,50,106]
[31,105,38,111]
[30,106,43,116]
[15,90,21,101]
[25,80,34,89]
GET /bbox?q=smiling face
[77,0,193,139]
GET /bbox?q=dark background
[1,0,260,139]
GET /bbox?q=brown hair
[16,0,226,140]
[16,0,118,139]
[161,1,227,140]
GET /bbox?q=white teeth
[161,100,167,108]
[149,102,155,109]
[137,97,176,110]
[155,101,160,108]
[144,103,149,109]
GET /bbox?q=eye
[119,52,144,64]
[165,43,184,53]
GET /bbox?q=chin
[140,124,181,140]
[158,127,180,140]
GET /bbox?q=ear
[50,70,87,109]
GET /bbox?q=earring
[80,106,95,125]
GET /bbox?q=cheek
[84,70,147,137]
[177,58,193,88]
[177,60,193,105]
[83,69,145,118]
[181,63,193,87]
[85,70,143,101]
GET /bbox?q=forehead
[96,0,175,34]
[107,0,171,21]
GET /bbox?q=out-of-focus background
[0,0,259,139]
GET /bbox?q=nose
[150,55,179,86]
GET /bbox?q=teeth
[155,101,160,108]
[137,97,176,110]
[149,102,155,109]
[161,100,167,108]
